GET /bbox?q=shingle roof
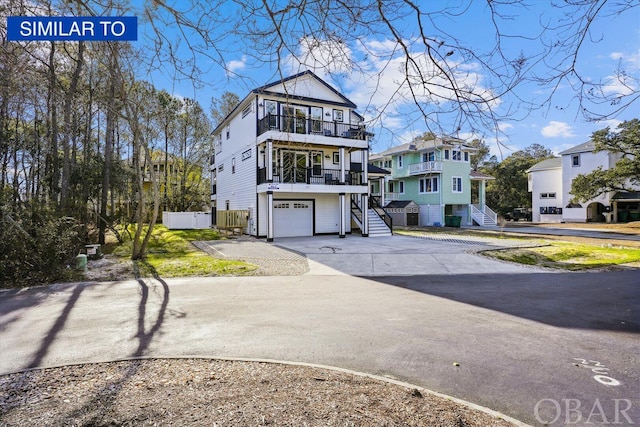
[469,170,495,180]
[371,138,472,158]
[385,200,414,208]
[526,157,562,173]
[559,141,596,155]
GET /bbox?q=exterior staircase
[471,204,498,226]
[366,209,392,237]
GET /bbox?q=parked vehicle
[504,208,532,221]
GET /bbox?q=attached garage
[273,200,314,237]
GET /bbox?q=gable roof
[526,157,562,173]
[349,163,391,175]
[212,70,358,134]
[252,70,357,108]
[559,141,595,156]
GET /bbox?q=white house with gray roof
[527,140,640,223]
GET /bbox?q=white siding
[561,151,610,222]
[530,167,562,222]
[214,97,258,233]
[264,74,346,104]
[419,204,443,226]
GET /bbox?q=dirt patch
[0,359,517,426]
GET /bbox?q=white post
[267,191,274,242]
[339,146,345,183]
[380,177,386,205]
[266,139,273,181]
[361,193,369,237]
[339,192,346,238]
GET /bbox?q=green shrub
[0,208,85,288]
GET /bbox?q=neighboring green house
[370,137,496,226]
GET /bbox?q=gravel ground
[0,359,517,426]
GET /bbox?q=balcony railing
[408,161,442,174]
[257,113,369,140]
[257,167,364,186]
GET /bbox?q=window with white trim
[444,149,450,160]
[232,158,236,174]
[572,154,580,167]
[226,125,230,139]
[540,192,556,199]
[452,149,462,161]
[422,151,435,162]
[452,176,463,193]
[397,155,404,168]
[419,176,439,193]
[464,152,469,162]
[399,181,405,194]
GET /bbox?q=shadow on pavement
[370,270,640,333]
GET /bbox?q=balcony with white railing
[408,161,443,175]
[386,192,401,201]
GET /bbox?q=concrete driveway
[272,233,538,276]
[1,234,638,426]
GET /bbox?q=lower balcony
[258,167,364,186]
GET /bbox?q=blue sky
[136,1,639,160]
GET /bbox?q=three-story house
[370,137,496,227]
[211,71,387,240]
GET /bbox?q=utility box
[85,244,102,260]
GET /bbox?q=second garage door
[273,200,313,237]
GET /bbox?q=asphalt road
[1,269,638,426]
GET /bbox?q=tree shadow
[370,270,640,333]
[26,283,86,369]
[54,260,170,424]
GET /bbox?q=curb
[2,355,531,427]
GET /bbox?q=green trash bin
[451,216,462,228]
[444,215,452,226]
[618,211,629,222]
[630,212,640,221]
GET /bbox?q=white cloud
[610,52,624,61]
[227,55,247,73]
[283,37,353,80]
[601,74,636,96]
[541,121,575,138]
[281,36,502,136]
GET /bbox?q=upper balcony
[257,113,370,147]
[408,161,443,175]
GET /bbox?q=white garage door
[273,200,313,237]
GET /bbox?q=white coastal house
[527,140,640,223]
[210,71,390,240]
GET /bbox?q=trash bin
[75,254,87,271]
[450,216,462,228]
[618,211,629,222]
[444,215,453,226]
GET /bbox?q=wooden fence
[216,210,249,235]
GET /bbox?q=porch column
[380,177,385,205]
[339,192,346,238]
[361,193,369,237]
[266,139,273,182]
[266,191,274,242]
[339,146,345,183]
[479,180,486,207]
[362,149,369,186]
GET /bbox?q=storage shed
[384,200,420,226]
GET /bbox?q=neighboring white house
[527,140,640,223]
[526,158,563,223]
[211,71,388,241]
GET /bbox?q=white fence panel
[163,212,211,229]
